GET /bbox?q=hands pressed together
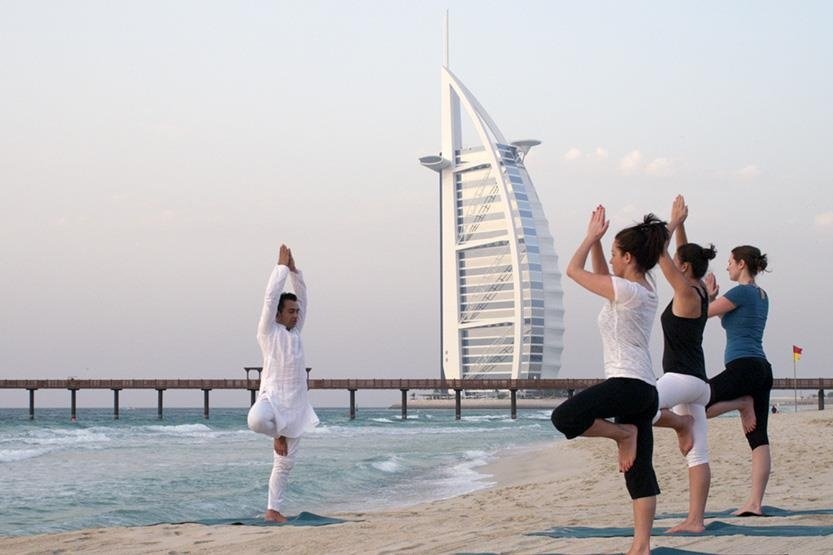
[278,244,299,273]
[704,272,719,300]
[585,205,610,243]
[669,195,688,231]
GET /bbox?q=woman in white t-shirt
[552,205,668,555]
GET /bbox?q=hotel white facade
[420,38,565,381]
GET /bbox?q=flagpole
[793,354,798,413]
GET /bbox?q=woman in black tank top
[653,196,717,534]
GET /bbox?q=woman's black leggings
[551,377,660,500]
[707,357,773,450]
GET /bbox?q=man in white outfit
[247,244,319,522]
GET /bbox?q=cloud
[815,211,833,230]
[619,150,643,174]
[564,147,583,161]
[595,147,608,160]
[737,164,761,179]
[645,157,674,177]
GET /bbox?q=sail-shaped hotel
[420,27,565,382]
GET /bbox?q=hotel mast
[420,16,564,381]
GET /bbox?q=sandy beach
[3,409,832,554]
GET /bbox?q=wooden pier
[2,374,830,421]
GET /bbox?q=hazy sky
[2,1,831,408]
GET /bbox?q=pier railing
[2,375,830,421]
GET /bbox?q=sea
[0,407,560,537]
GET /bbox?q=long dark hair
[614,214,669,272]
[731,245,768,276]
[677,243,717,279]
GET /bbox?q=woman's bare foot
[666,519,705,534]
[732,500,764,516]
[674,415,695,456]
[626,540,651,555]
[265,509,288,523]
[616,424,638,472]
[737,396,756,434]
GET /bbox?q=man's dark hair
[278,292,298,314]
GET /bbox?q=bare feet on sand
[737,396,756,434]
[666,519,705,534]
[626,541,651,555]
[616,424,638,472]
[265,509,288,523]
[732,501,764,517]
[675,414,695,456]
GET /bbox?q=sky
[1,1,832,408]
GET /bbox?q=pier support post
[567,389,575,399]
[401,389,408,420]
[28,388,36,420]
[510,389,517,420]
[349,389,356,420]
[250,389,257,407]
[112,389,121,420]
[203,389,211,419]
[156,389,165,419]
[454,389,461,420]
[69,388,77,421]
[819,389,825,410]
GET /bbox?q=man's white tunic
[256,265,319,438]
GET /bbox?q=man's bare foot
[675,415,695,456]
[265,509,287,523]
[666,519,705,534]
[737,396,756,434]
[616,424,638,472]
[274,436,288,456]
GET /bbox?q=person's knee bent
[551,402,588,439]
[247,402,273,436]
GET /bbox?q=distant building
[420,26,564,380]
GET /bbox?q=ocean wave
[460,414,510,422]
[0,447,54,463]
[434,450,496,492]
[524,409,555,420]
[370,457,402,473]
[311,423,542,438]
[17,428,112,447]
[144,424,213,435]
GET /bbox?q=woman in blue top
[704,245,771,516]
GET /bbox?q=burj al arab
[420,18,565,381]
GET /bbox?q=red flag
[793,345,803,361]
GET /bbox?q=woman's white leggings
[652,372,711,467]
[248,398,300,512]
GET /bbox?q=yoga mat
[528,520,833,538]
[656,505,833,519]
[163,511,350,527]
[651,549,717,555]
